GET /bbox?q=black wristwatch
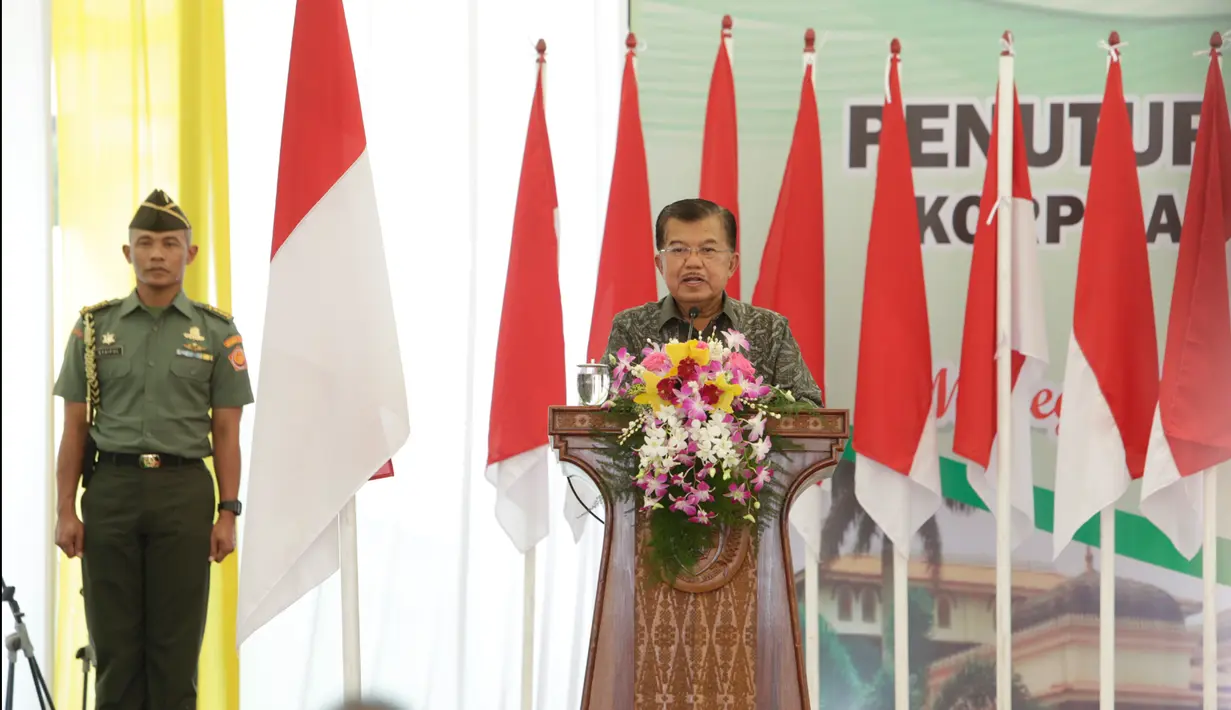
[218,500,243,516]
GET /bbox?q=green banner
[632,1,1229,704]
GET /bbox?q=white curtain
[225,0,624,708]
[0,1,54,707]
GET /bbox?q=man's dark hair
[654,198,737,251]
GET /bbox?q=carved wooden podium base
[549,407,849,710]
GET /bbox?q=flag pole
[993,30,1015,710]
[1202,32,1225,710]
[799,28,823,710]
[1203,40,1225,710]
[1096,33,1125,710]
[340,495,362,699]
[892,547,908,710]
[515,41,549,710]
[455,0,480,701]
[1203,466,1218,709]
[888,40,910,710]
[521,546,537,710]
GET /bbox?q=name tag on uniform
[98,346,124,358]
[176,348,215,362]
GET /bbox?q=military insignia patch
[228,346,247,372]
[182,342,209,352]
[101,333,116,345]
[184,326,206,342]
[223,335,242,348]
[176,348,215,362]
[98,346,124,358]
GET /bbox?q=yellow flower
[712,373,742,413]
[665,340,710,372]
[634,370,670,410]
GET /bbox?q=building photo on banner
[0,0,1228,708]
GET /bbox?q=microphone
[687,307,700,341]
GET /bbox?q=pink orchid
[689,481,714,503]
[689,508,715,525]
[695,462,715,480]
[726,483,751,505]
[669,493,699,517]
[670,472,686,487]
[739,375,771,399]
[750,466,773,492]
[722,330,750,352]
[612,347,634,381]
[643,473,669,499]
[679,394,708,422]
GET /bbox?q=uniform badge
[176,348,215,362]
[98,346,124,358]
[101,332,116,345]
[184,326,206,342]
[181,342,208,352]
[228,346,247,372]
[223,335,242,348]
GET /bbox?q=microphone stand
[2,577,56,710]
[74,643,94,710]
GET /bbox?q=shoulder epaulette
[80,298,120,316]
[193,301,233,323]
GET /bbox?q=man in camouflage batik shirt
[603,198,824,407]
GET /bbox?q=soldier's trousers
[81,459,216,710]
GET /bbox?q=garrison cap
[129,189,191,231]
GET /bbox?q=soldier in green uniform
[51,189,254,710]
[604,198,825,406]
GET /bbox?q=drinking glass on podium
[575,362,611,406]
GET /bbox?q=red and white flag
[699,14,740,298]
[1052,54,1159,559]
[586,33,655,363]
[237,0,409,644]
[753,30,825,389]
[1140,49,1231,559]
[952,87,1048,549]
[486,44,567,553]
[852,43,943,553]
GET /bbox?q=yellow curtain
[51,2,237,708]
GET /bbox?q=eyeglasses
[659,245,734,261]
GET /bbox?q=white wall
[0,0,54,705]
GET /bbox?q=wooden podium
[549,406,849,710]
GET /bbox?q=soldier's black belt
[97,452,202,469]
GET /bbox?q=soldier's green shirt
[53,290,255,458]
[603,295,825,407]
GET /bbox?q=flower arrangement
[599,330,806,583]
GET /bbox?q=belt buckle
[139,454,161,469]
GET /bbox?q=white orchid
[750,437,771,462]
[747,411,767,442]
